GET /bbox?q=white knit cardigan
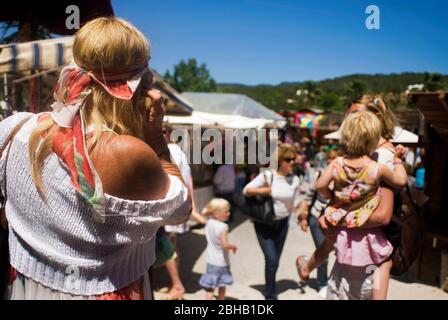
[0,112,190,296]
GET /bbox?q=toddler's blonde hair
[202,198,230,218]
[340,111,381,158]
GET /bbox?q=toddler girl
[296,111,407,299]
[199,198,237,300]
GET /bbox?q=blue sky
[112,0,448,85]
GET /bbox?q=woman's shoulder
[91,134,170,201]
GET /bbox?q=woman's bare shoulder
[90,134,169,200]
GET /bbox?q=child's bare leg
[297,236,334,280]
[218,286,226,300]
[205,289,215,300]
[372,259,392,300]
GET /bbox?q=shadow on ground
[250,279,300,297]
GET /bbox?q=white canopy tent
[181,92,286,129]
[164,110,274,129]
[324,126,419,144]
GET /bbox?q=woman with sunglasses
[243,143,301,300]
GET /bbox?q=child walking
[199,198,237,300]
[296,111,407,300]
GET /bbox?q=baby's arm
[378,159,407,189]
[220,231,237,254]
[316,160,336,199]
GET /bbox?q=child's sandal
[295,255,310,281]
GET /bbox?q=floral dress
[325,157,381,228]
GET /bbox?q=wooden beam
[12,67,61,84]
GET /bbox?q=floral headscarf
[38,62,148,222]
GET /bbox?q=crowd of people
[0,17,425,301]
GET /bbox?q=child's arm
[316,160,336,199]
[219,231,237,254]
[378,158,407,188]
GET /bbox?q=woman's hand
[144,89,169,158]
[318,215,328,231]
[300,218,308,232]
[298,212,309,232]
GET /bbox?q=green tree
[424,72,443,92]
[302,80,321,105]
[164,58,217,93]
[318,92,342,111]
[346,80,366,98]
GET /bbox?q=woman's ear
[375,112,382,119]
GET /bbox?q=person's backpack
[385,183,427,276]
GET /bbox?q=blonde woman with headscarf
[0,17,191,300]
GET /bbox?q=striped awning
[0,37,192,115]
[0,37,73,74]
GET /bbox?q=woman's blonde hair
[202,198,230,218]
[350,95,397,140]
[340,111,382,158]
[29,17,151,194]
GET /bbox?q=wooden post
[442,250,448,290]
